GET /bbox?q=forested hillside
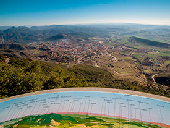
[129,36,170,48]
[0,55,170,99]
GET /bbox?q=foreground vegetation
[0,113,162,128]
[0,55,170,99]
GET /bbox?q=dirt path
[151,74,158,83]
[0,87,170,103]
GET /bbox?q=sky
[0,0,170,26]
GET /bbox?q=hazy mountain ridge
[0,25,107,43]
[0,26,12,30]
[0,24,170,44]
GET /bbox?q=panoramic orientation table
[0,88,170,127]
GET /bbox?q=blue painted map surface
[0,91,170,125]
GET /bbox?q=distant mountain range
[0,26,12,30]
[0,24,170,44]
[0,25,109,44]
